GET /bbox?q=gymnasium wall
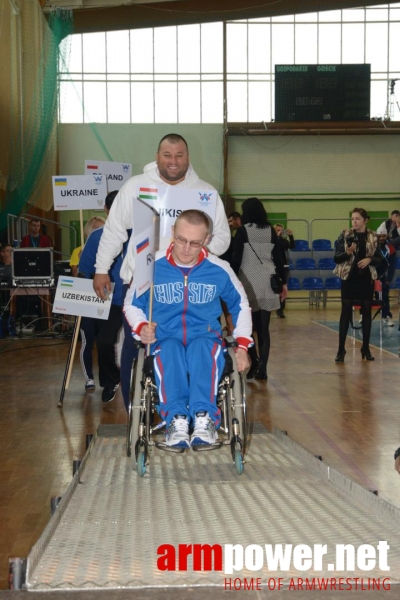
[58,124,400,254]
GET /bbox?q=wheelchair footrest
[191,442,223,452]
[154,442,186,454]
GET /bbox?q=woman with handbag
[334,207,384,363]
[231,197,287,380]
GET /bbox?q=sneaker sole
[165,440,190,449]
[191,436,216,447]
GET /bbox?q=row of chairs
[292,254,400,270]
[288,275,400,292]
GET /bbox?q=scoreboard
[275,64,370,122]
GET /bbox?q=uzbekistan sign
[53,277,114,319]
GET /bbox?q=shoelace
[194,416,209,431]
[171,419,188,435]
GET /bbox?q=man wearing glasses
[124,210,251,449]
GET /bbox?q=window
[58,8,400,123]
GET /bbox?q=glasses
[174,235,205,249]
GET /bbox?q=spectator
[377,232,396,327]
[220,211,242,265]
[20,219,52,248]
[376,210,400,241]
[69,217,105,278]
[274,224,295,318]
[0,244,12,280]
[333,208,383,363]
[231,198,287,381]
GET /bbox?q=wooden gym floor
[1,301,400,590]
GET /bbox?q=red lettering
[157,544,175,571]
[224,578,232,590]
[178,544,192,571]
[193,544,222,571]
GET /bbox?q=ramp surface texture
[26,424,400,591]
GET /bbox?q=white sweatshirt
[95,161,231,283]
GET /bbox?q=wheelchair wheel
[136,446,147,477]
[126,356,139,457]
[129,348,145,470]
[228,347,248,456]
[234,449,244,475]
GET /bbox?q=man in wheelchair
[124,209,252,449]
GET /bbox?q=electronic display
[275,64,370,122]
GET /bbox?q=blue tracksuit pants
[153,337,225,427]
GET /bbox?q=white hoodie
[95,161,231,283]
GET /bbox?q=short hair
[157,133,189,153]
[84,216,105,239]
[352,207,369,221]
[228,211,241,220]
[30,218,40,224]
[105,190,118,211]
[0,244,12,251]
[391,210,400,216]
[174,210,210,233]
[274,223,283,229]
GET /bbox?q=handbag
[243,227,284,294]
[270,273,283,294]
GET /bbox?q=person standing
[231,197,287,381]
[273,224,295,318]
[333,208,384,363]
[20,219,52,248]
[78,193,123,402]
[93,133,230,411]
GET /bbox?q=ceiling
[41,0,395,34]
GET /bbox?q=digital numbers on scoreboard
[275,64,370,122]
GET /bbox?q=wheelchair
[126,338,248,477]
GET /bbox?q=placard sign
[53,277,114,319]
[85,160,132,191]
[136,184,217,243]
[52,174,108,211]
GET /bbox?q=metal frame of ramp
[25,424,400,591]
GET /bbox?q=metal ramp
[26,424,400,591]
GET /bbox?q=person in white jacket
[93,133,231,410]
[93,133,230,296]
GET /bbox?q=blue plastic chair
[294,239,310,251]
[295,258,317,270]
[318,258,336,270]
[302,277,325,307]
[287,277,301,291]
[395,257,400,269]
[324,276,341,290]
[312,239,332,251]
[302,277,324,290]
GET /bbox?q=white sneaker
[384,317,394,327]
[85,379,95,391]
[358,315,363,324]
[165,415,190,449]
[191,411,217,446]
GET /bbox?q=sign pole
[58,211,85,406]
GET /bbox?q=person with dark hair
[220,211,242,265]
[93,133,230,411]
[274,223,295,318]
[231,197,287,381]
[124,210,252,448]
[78,191,124,402]
[333,207,384,363]
[20,219,52,248]
[376,210,400,240]
[0,244,12,280]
